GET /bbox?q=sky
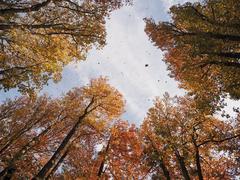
[2,0,238,126]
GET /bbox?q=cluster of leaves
[0,0,131,94]
[0,77,126,179]
[141,93,240,179]
[145,0,240,111]
[0,0,240,179]
[0,85,239,179]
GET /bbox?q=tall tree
[0,77,124,179]
[145,0,240,110]
[141,93,240,179]
[96,120,146,179]
[0,0,131,94]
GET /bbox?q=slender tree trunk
[159,159,171,180]
[202,51,240,59]
[0,23,64,30]
[194,146,203,180]
[33,98,95,179]
[146,136,171,180]
[97,137,111,177]
[0,118,61,179]
[198,60,240,69]
[46,149,69,179]
[34,114,85,179]
[190,6,240,29]
[0,110,46,155]
[192,133,203,180]
[183,31,240,42]
[174,150,190,180]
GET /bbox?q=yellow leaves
[0,0,127,94]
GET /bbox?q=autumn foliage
[0,0,240,179]
[145,0,240,110]
[0,0,131,94]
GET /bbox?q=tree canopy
[141,93,240,179]
[1,88,239,179]
[0,77,125,179]
[0,0,240,179]
[0,0,131,94]
[145,0,240,110]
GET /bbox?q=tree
[64,120,147,179]
[145,0,240,110]
[0,0,131,94]
[0,77,124,179]
[95,120,147,179]
[140,93,240,179]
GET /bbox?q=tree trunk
[33,98,95,179]
[159,159,171,180]
[46,149,69,179]
[183,31,240,42]
[174,150,190,180]
[202,51,240,59]
[194,146,203,180]
[192,134,203,180]
[190,6,240,29]
[97,137,111,177]
[0,119,60,179]
[0,109,46,155]
[199,60,240,69]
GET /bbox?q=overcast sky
[4,0,236,126]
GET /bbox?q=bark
[184,31,240,42]
[146,135,171,180]
[174,150,190,180]
[0,0,51,15]
[159,159,171,180]
[194,146,203,180]
[190,6,240,29]
[192,133,203,180]
[0,117,63,179]
[167,22,240,42]
[33,98,96,179]
[0,106,46,155]
[0,23,64,30]
[198,60,240,69]
[198,134,240,147]
[202,51,240,59]
[46,149,69,179]
[97,137,111,177]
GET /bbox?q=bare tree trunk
[0,117,63,179]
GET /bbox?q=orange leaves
[0,77,125,179]
[140,94,240,179]
[145,0,240,108]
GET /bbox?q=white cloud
[66,2,185,125]
[0,0,201,125]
